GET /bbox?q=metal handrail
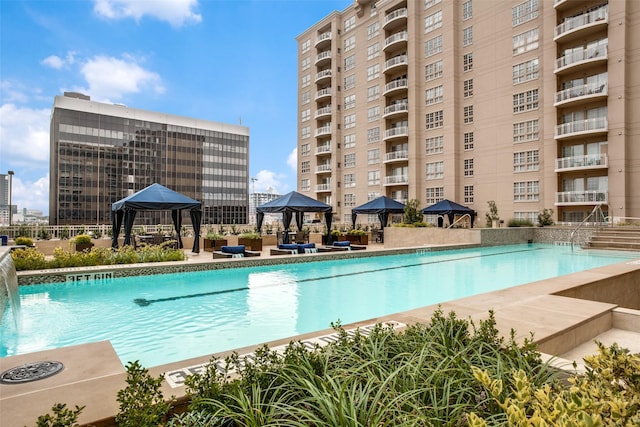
[447,214,472,229]
[570,204,608,250]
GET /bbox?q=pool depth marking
[134,247,545,307]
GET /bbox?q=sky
[0,0,351,216]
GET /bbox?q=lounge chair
[213,245,261,259]
[321,241,367,251]
[270,243,299,256]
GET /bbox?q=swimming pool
[1,244,636,367]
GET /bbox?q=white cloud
[0,104,50,167]
[41,55,64,69]
[77,55,164,101]
[253,170,290,195]
[93,0,202,27]
[11,174,50,216]
[287,147,297,171]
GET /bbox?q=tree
[485,200,499,227]
[403,199,423,224]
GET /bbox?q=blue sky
[0,0,351,216]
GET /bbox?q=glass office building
[50,92,250,226]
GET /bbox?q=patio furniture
[270,243,299,256]
[213,245,261,259]
[321,241,367,251]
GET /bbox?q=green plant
[205,232,225,240]
[537,208,554,227]
[73,234,92,244]
[507,218,534,227]
[238,232,261,239]
[116,360,173,427]
[485,200,500,227]
[38,228,52,240]
[10,247,48,270]
[403,198,422,224]
[59,226,70,240]
[347,229,366,236]
[17,224,32,238]
[34,403,85,427]
[15,236,34,246]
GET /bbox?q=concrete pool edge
[1,246,639,426]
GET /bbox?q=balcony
[315,50,332,66]
[315,69,332,84]
[555,117,607,140]
[383,7,407,30]
[555,190,608,206]
[315,31,332,48]
[383,78,408,95]
[315,105,332,119]
[554,82,607,107]
[383,54,408,74]
[555,45,607,75]
[554,8,607,42]
[315,87,331,101]
[383,101,408,118]
[383,175,409,186]
[383,30,408,52]
[383,126,409,141]
[555,153,608,172]
[315,143,332,155]
[315,124,332,137]
[315,182,332,192]
[383,150,409,163]
[315,164,331,174]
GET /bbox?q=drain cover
[0,361,64,384]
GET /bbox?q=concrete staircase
[585,227,640,251]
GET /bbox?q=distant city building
[296,0,640,225]
[50,92,250,225]
[0,173,15,225]
[248,189,282,225]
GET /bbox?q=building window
[344,113,356,129]
[344,74,356,90]
[367,63,380,81]
[344,35,356,52]
[301,127,310,139]
[424,0,442,9]
[463,0,472,20]
[515,211,537,223]
[344,134,356,149]
[464,132,474,150]
[301,39,311,54]
[463,26,473,46]
[301,178,310,191]
[367,127,380,143]
[513,89,538,113]
[367,106,380,122]
[344,94,356,110]
[426,187,444,204]
[301,109,311,122]
[464,185,474,203]
[301,57,311,71]
[425,85,444,105]
[300,143,310,156]
[425,60,443,81]
[463,105,474,124]
[344,173,355,188]
[368,170,380,185]
[463,52,473,71]
[344,193,356,207]
[367,85,380,101]
[344,15,356,32]
[513,149,539,172]
[425,35,443,57]
[512,58,539,84]
[302,91,310,105]
[344,153,356,168]
[514,180,539,201]
[301,160,310,173]
[367,21,380,39]
[512,28,538,55]
[426,135,444,154]
[367,148,380,164]
[344,54,356,71]
[513,119,539,142]
[367,43,380,60]
[425,10,443,34]
[426,110,444,129]
[463,79,473,98]
[512,0,538,27]
[464,158,474,176]
[301,74,311,87]
[426,161,444,179]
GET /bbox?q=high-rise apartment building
[50,93,250,225]
[296,0,639,226]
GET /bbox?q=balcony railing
[315,182,331,192]
[384,54,408,71]
[315,31,332,46]
[555,117,607,139]
[315,50,332,64]
[315,105,332,118]
[315,124,332,137]
[554,8,607,40]
[554,82,607,106]
[384,126,409,139]
[315,69,332,83]
[555,153,608,171]
[555,190,608,205]
[555,45,607,73]
[384,150,409,163]
[315,164,331,174]
[384,31,408,49]
[315,143,332,155]
[383,78,408,94]
[383,102,408,117]
[315,88,331,100]
[384,175,409,186]
[383,7,407,27]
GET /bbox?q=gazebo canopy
[351,196,405,230]
[256,191,333,243]
[421,199,476,227]
[111,183,202,252]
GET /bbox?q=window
[463,0,472,20]
[513,149,539,172]
[463,26,473,46]
[300,143,310,156]
[344,74,356,90]
[426,110,444,129]
[367,21,380,39]
[464,185,474,203]
[344,94,356,110]
[425,11,443,33]
[512,58,539,84]
[301,57,310,71]
[464,158,474,176]
[367,63,380,81]
[301,126,310,139]
[344,134,356,149]
[344,173,355,188]
[344,113,356,129]
[425,35,443,57]
[426,135,444,154]
[301,74,311,87]
[344,54,356,71]
[302,91,310,105]
[426,85,444,105]
[301,178,310,191]
[344,35,356,52]
[513,119,539,142]
[301,39,311,54]
[367,148,380,164]
[344,153,356,168]
[368,170,380,185]
[367,127,380,143]
[301,109,310,122]
[426,161,444,179]
[424,0,442,9]
[463,52,473,72]
[344,193,356,207]
[512,0,538,27]
[367,85,380,101]
[426,187,444,204]
[512,28,538,55]
[514,180,539,201]
[301,160,310,173]
[367,43,380,60]
[515,211,537,223]
[513,89,538,113]
[367,106,380,122]
[464,132,474,150]
[344,15,356,32]
[463,79,473,98]
[425,60,443,81]
[464,105,474,124]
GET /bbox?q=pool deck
[2,243,640,426]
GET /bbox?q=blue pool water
[1,244,636,367]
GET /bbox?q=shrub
[73,234,92,244]
[238,232,261,239]
[10,247,48,270]
[116,361,173,427]
[485,200,500,227]
[14,236,34,246]
[403,198,423,224]
[507,218,533,227]
[347,229,366,236]
[34,403,85,427]
[38,228,52,240]
[205,232,224,240]
[537,208,554,227]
